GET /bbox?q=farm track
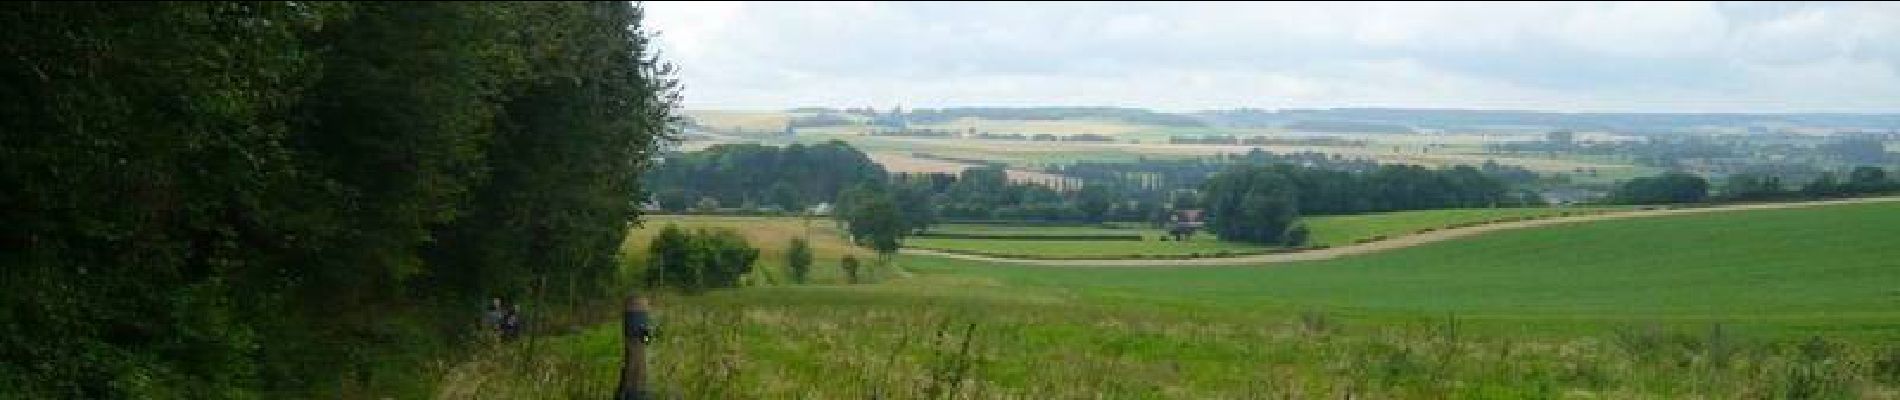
[901,196,1900,267]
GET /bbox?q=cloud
[641,1,1900,113]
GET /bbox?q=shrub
[788,237,813,284]
[841,255,862,284]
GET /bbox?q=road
[900,196,1900,267]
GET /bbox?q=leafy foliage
[1201,164,1514,245]
[644,225,760,294]
[1611,172,1711,204]
[0,2,676,397]
[787,237,814,284]
[644,141,886,212]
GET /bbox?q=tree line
[1612,166,1899,204]
[645,141,887,212]
[1,2,675,397]
[1200,164,1519,245]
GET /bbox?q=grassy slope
[449,201,1900,398]
[925,201,1900,335]
[905,207,1628,258]
[1302,206,1628,247]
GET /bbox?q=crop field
[865,151,1080,185]
[685,110,793,132]
[832,133,1642,175]
[908,117,1153,136]
[449,201,1900,398]
[903,207,1632,259]
[718,114,1655,182]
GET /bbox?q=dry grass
[685,110,791,132]
[625,215,881,285]
[868,151,1079,187]
[908,117,1153,136]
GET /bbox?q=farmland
[627,215,885,285]
[902,206,1631,259]
[448,200,1900,398]
[692,109,1653,180]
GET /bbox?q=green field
[909,223,1271,258]
[1302,206,1628,247]
[449,201,1900,398]
[905,207,1630,259]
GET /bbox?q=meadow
[443,200,1900,398]
[904,206,1630,259]
[626,215,890,285]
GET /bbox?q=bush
[646,225,760,293]
[841,256,862,284]
[788,237,813,284]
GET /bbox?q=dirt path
[901,196,1900,267]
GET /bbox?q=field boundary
[901,196,1900,267]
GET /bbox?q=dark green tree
[647,225,701,293]
[1074,184,1115,223]
[841,255,863,284]
[1847,166,1891,194]
[1803,172,1844,198]
[1611,172,1709,204]
[787,237,814,284]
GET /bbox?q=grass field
[1303,206,1629,247]
[904,207,1631,259]
[626,215,885,285]
[909,223,1272,258]
[446,201,1900,398]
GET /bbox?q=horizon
[646,1,1900,114]
[684,105,1900,116]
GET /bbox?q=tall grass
[435,286,1900,399]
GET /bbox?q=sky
[641,1,1900,113]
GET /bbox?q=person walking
[500,303,524,341]
[481,297,506,339]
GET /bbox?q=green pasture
[906,207,1632,259]
[448,201,1900,398]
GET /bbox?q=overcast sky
[642,1,1900,113]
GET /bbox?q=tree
[839,184,905,258]
[1074,184,1115,223]
[0,2,679,395]
[646,226,756,293]
[1203,167,1302,245]
[701,229,760,289]
[647,225,701,292]
[892,181,938,233]
[1720,173,1787,201]
[787,237,813,284]
[1847,166,1891,194]
[655,189,693,212]
[1611,172,1709,204]
[1803,172,1844,198]
[645,141,886,211]
[769,182,802,212]
[841,255,862,284]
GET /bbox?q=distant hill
[1195,108,1900,134]
[765,106,1900,134]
